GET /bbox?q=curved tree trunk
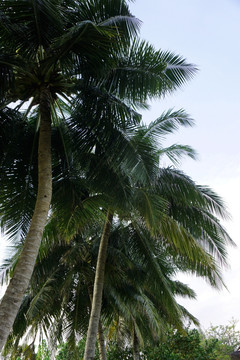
[97,321,107,360]
[133,327,140,360]
[84,210,113,360]
[0,87,52,350]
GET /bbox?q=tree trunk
[88,287,107,360]
[84,210,113,360]
[0,87,52,350]
[133,327,140,360]
[97,321,107,360]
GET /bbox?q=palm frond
[0,0,64,57]
[0,110,38,242]
[144,108,194,140]
[105,39,197,103]
[179,305,200,327]
[158,144,197,165]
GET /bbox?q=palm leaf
[104,39,197,103]
[144,108,194,139]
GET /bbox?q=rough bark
[0,87,52,350]
[133,327,140,360]
[84,210,113,360]
[97,321,107,360]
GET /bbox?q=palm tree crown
[0,0,211,355]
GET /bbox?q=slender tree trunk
[88,286,107,360]
[97,321,107,360]
[84,210,113,360]
[0,87,52,350]
[133,327,140,360]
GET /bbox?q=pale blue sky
[129,0,240,329]
[130,0,240,182]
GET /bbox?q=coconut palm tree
[0,0,138,348]
[82,110,232,359]
[97,222,200,360]
[1,107,194,355]
[2,107,232,359]
[0,221,200,359]
[1,206,229,360]
[0,0,197,349]
[49,109,201,359]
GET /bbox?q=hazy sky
[1,0,240,331]
[129,0,240,329]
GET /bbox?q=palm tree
[0,221,200,359]
[28,116,235,360]
[2,109,231,359]
[98,222,200,360]
[0,0,138,348]
[82,109,233,359]
[0,0,196,349]
[1,208,228,359]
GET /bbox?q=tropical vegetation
[0,0,233,359]
[4,324,239,360]
[0,0,196,350]
[1,116,232,359]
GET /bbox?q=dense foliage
[0,1,198,353]
[205,320,240,360]
[8,324,238,360]
[0,1,233,359]
[143,328,218,360]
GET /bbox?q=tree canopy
[0,0,233,358]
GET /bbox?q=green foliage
[2,343,36,360]
[143,328,218,360]
[205,320,240,360]
[55,340,133,360]
[56,342,80,360]
[36,340,50,360]
[0,1,233,358]
[56,339,100,360]
[54,330,218,360]
[106,342,133,360]
[15,325,238,360]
